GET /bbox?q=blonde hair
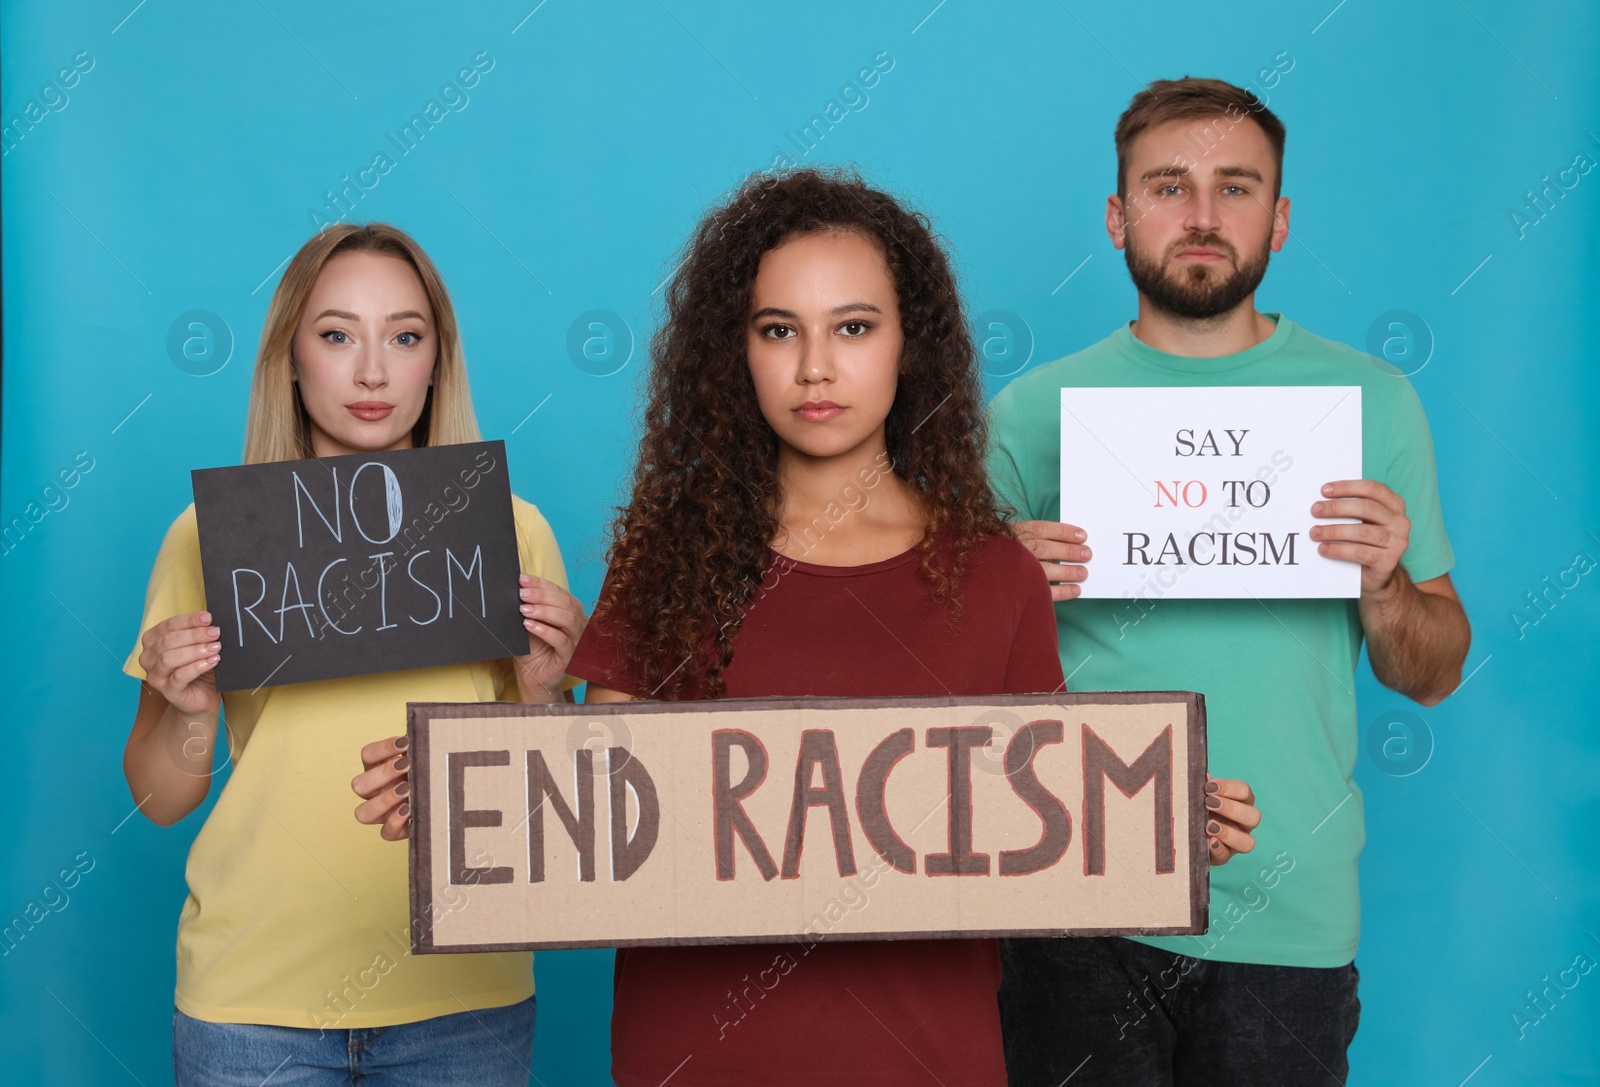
[242,223,481,464]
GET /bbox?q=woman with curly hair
[569,166,1257,1085]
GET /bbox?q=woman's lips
[347,402,395,422]
[795,402,843,422]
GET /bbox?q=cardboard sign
[406,692,1207,953]
[191,441,524,692]
[1059,386,1362,599]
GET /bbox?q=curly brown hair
[598,166,1009,698]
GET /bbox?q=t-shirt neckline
[1114,312,1293,374]
[766,544,921,578]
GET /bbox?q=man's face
[1108,115,1289,321]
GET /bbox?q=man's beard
[1124,230,1272,322]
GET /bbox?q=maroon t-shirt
[569,533,1065,1087]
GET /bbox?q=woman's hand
[353,735,411,840]
[512,575,587,702]
[124,612,225,826]
[1205,777,1259,865]
[138,611,222,715]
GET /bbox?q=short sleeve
[512,496,571,590]
[1379,382,1455,584]
[986,383,1037,521]
[1000,539,1067,695]
[123,506,208,680]
[566,573,650,698]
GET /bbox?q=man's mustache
[1166,234,1237,262]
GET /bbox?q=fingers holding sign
[1205,776,1259,865]
[1012,520,1092,601]
[1310,479,1410,596]
[138,612,222,715]
[514,574,588,702]
[353,734,411,841]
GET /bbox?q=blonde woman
[123,223,584,1085]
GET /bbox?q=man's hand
[1309,479,1409,599]
[1312,479,1471,706]
[1012,521,1092,602]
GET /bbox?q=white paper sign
[1059,386,1362,599]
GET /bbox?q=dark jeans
[999,937,1360,1087]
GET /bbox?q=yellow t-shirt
[124,495,570,1028]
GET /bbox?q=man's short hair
[1115,77,1287,199]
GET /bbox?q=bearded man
[989,77,1471,1086]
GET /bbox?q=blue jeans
[173,996,536,1086]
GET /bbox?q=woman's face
[746,229,904,464]
[291,251,436,458]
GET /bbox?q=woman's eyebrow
[750,302,883,320]
[309,308,429,322]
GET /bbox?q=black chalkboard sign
[191,441,525,692]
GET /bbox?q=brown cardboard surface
[408,692,1207,953]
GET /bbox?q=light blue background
[3,1,1597,1083]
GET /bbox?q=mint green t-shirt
[986,314,1454,968]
